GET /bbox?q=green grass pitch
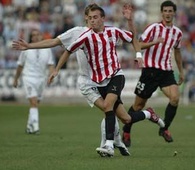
[0,103,195,170]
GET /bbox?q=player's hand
[12,39,29,50]
[122,3,133,20]
[135,57,144,68]
[177,72,184,85]
[155,37,164,44]
[48,70,58,85]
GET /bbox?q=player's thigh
[78,76,101,107]
[22,77,38,99]
[161,84,180,101]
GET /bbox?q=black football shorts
[134,68,177,99]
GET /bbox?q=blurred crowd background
[0,0,195,102]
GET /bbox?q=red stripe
[164,29,176,69]
[158,27,170,68]
[85,38,96,82]
[99,33,110,77]
[70,38,86,52]
[143,27,156,67]
[92,34,102,82]
[107,30,117,71]
[150,27,160,67]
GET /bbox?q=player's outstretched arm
[12,38,62,50]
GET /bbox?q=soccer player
[13,29,55,134]
[12,4,131,156]
[122,0,184,147]
[47,4,164,157]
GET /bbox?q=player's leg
[100,117,130,156]
[122,95,147,147]
[78,75,128,156]
[122,68,161,147]
[159,70,179,142]
[160,84,179,142]
[96,75,125,157]
[27,97,40,134]
[23,77,43,134]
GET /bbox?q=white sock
[143,110,151,119]
[100,118,106,147]
[105,140,114,148]
[114,118,122,145]
[29,108,39,131]
[100,117,120,147]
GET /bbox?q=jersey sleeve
[174,31,183,49]
[17,51,26,66]
[47,49,55,65]
[57,27,86,48]
[66,33,87,53]
[116,27,133,43]
[140,23,156,42]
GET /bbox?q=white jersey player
[13,29,55,134]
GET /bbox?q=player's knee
[102,101,111,112]
[170,95,180,106]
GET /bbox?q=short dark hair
[161,1,177,12]
[85,4,105,17]
[84,3,99,15]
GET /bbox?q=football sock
[123,106,146,133]
[130,111,146,123]
[100,117,120,147]
[163,103,177,130]
[30,107,39,123]
[105,110,115,140]
[123,106,135,133]
[100,118,106,147]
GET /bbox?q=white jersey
[57,26,90,76]
[17,48,54,78]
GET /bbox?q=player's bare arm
[12,38,61,50]
[174,48,184,85]
[122,3,143,68]
[140,37,165,50]
[48,50,71,84]
[13,66,23,88]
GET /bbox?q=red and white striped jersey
[67,26,133,83]
[140,22,183,70]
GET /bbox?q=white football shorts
[77,75,101,107]
[22,76,46,101]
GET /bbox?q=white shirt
[17,48,54,78]
[57,26,90,76]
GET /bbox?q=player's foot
[159,129,173,142]
[26,123,40,135]
[122,132,131,147]
[147,107,165,127]
[114,143,130,156]
[96,145,114,157]
[26,128,40,135]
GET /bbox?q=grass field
[0,103,194,170]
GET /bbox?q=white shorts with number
[22,76,46,101]
[77,75,101,107]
